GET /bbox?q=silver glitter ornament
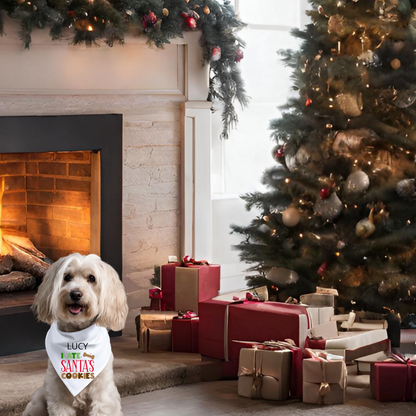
[397,178,416,200]
[314,192,343,221]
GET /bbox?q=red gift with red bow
[371,353,416,402]
[161,256,220,313]
[172,312,199,354]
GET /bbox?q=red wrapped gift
[161,259,220,313]
[233,340,303,398]
[172,317,199,353]
[371,356,416,402]
[199,296,309,362]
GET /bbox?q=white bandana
[45,322,112,396]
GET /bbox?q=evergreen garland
[0,0,248,138]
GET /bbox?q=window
[211,0,309,292]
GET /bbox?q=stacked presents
[137,256,416,404]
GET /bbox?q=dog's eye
[88,275,96,283]
[64,275,72,282]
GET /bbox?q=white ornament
[345,170,370,194]
[266,267,299,286]
[282,207,301,227]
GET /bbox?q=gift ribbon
[182,255,209,266]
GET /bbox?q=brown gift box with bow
[302,358,347,405]
[238,348,292,401]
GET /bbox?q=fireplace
[0,114,122,356]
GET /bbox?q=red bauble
[317,262,328,276]
[68,11,75,18]
[305,98,313,106]
[142,11,157,28]
[275,147,284,158]
[235,49,244,62]
[212,46,222,61]
[186,16,197,28]
[320,187,331,199]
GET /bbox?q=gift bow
[177,310,197,319]
[149,288,162,299]
[182,255,209,266]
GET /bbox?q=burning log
[0,271,36,292]
[3,240,50,284]
[0,177,51,286]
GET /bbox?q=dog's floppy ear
[32,256,68,324]
[95,261,128,331]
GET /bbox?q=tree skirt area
[121,380,414,416]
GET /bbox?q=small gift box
[238,347,292,401]
[306,306,334,328]
[302,350,347,405]
[233,340,303,398]
[161,256,220,313]
[370,354,416,402]
[172,315,199,353]
[137,311,177,352]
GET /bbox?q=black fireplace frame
[0,114,123,356]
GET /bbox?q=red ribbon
[182,255,209,266]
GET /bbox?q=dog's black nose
[70,290,83,301]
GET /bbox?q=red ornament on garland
[142,11,157,29]
[212,46,222,61]
[186,16,197,28]
[235,49,244,62]
[305,98,313,106]
[68,11,75,18]
[317,262,328,276]
[320,187,331,199]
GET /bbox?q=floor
[121,380,414,416]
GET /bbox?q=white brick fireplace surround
[0,21,213,309]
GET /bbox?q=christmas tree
[232,0,416,323]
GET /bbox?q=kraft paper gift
[137,311,177,352]
[303,356,347,405]
[238,348,292,401]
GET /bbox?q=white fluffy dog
[23,253,128,416]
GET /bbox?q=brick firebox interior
[0,151,100,261]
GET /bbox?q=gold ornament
[391,58,401,70]
[14,0,25,4]
[163,8,169,16]
[74,19,94,32]
[356,209,376,239]
[204,6,210,14]
[335,92,363,117]
[281,207,301,228]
